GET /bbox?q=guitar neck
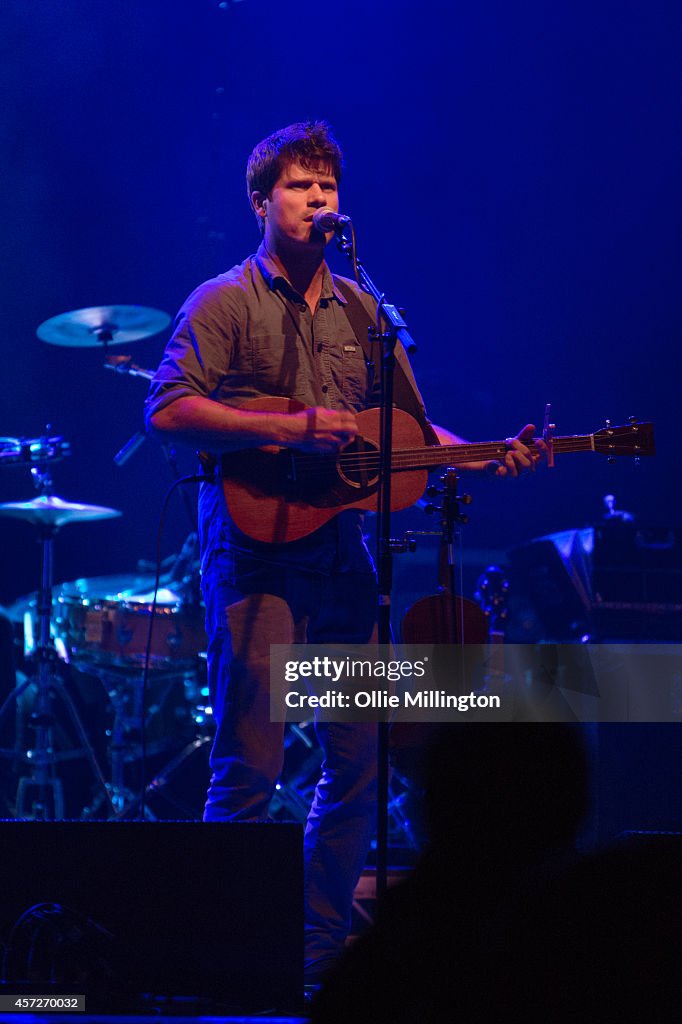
[394,433,595,471]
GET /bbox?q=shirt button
[321,385,329,393]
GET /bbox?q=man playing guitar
[146,120,541,987]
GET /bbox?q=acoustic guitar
[216,397,655,544]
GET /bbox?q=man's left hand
[494,424,547,478]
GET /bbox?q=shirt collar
[255,243,347,305]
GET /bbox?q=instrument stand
[424,468,473,643]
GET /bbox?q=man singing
[145,120,541,986]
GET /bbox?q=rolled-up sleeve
[144,278,242,428]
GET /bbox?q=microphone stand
[335,225,418,902]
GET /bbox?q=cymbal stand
[10,467,115,819]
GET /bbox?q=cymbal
[0,495,121,528]
[37,305,171,347]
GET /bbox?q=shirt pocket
[341,341,370,410]
[250,333,308,399]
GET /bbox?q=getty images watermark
[270,643,682,723]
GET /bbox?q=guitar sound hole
[337,437,379,491]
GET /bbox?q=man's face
[253,160,339,250]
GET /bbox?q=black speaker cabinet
[0,820,303,1014]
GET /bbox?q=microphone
[312,208,352,234]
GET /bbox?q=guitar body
[220,397,429,543]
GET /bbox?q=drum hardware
[0,434,71,468]
[136,733,213,821]
[79,668,153,819]
[86,672,213,823]
[100,342,201,591]
[104,354,156,380]
[7,566,208,820]
[270,724,323,824]
[98,666,201,817]
[0,461,121,820]
[101,348,200,552]
[102,355,157,467]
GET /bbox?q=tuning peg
[425,485,440,498]
[424,503,437,515]
[457,513,470,525]
[457,493,473,505]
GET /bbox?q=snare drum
[55,592,206,672]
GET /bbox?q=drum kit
[0,306,230,822]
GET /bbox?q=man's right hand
[286,407,358,453]
[149,395,358,455]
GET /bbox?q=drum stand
[0,509,115,820]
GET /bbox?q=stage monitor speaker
[0,820,302,1014]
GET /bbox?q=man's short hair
[246,121,343,233]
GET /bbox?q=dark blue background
[1,0,680,608]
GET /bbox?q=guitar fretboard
[392,434,596,471]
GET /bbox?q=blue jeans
[201,556,378,978]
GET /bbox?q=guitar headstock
[593,418,655,458]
